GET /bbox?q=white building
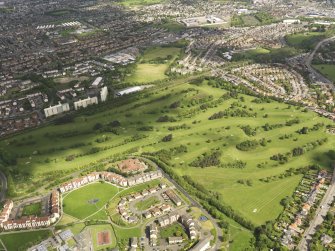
[191,237,211,251]
[74,96,98,110]
[116,86,142,96]
[91,77,103,88]
[44,102,70,118]
[100,86,108,102]
[283,19,301,24]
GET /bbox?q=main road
[303,35,335,90]
[297,164,335,251]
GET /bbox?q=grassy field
[21,202,42,216]
[159,20,185,32]
[57,213,78,226]
[286,32,326,50]
[125,64,168,83]
[160,223,188,239]
[63,182,119,219]
[0,230,52,251]
[120,0,165,7]
[113,225,142,239]
[125,46,181,84]
[135,196,160,211]
[141,47,181,62]
[312,64,335,82]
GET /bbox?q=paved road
[139,157,223,250]
[303,36,335,90]
[0,171,7,202]
[297,164,335,251]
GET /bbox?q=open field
[63,182,119,219]
[1,77,334,232]
[120,0,166,7]
[125,46,181,84]
[312,64,335,82]
[125,64,168,83]
[141,47,181,62]
[22,202,42,216]
[0,230,52,251]
[286,32,326,50]
[113,224,142,239]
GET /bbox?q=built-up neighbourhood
[0,157,213,251]
[279,170,331,249]
[0,158,162,231]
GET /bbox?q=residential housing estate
[0,191,60,231]
[0,158,162,231]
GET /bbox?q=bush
[191,151,221,168]
[162,134,173,142]
[236,140,259,151]
[157,115,176,122]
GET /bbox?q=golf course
[0,64,334,250]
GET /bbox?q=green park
[0,74,334,250]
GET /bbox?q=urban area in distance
[0,0,335,250]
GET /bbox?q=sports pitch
[62,182,119,219]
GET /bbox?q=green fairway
[63,182,119,219]
[22,202,42,216]
[0,230,52,251]
[312,64,335,82]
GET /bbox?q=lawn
[190,207,213,232]
[0,230,52,251]
[160,223,188,239]
[241,15,261,26]
[312,64,335,82]
[125,64,168,83]
[113,225,142,239]
[21,202,42,216]
[135,196,160,211]
[57,213,78,226]
[125,46,181,84]
[63,182,119,219]
[141,47,181,62]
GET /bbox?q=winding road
[303,35,335,90]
